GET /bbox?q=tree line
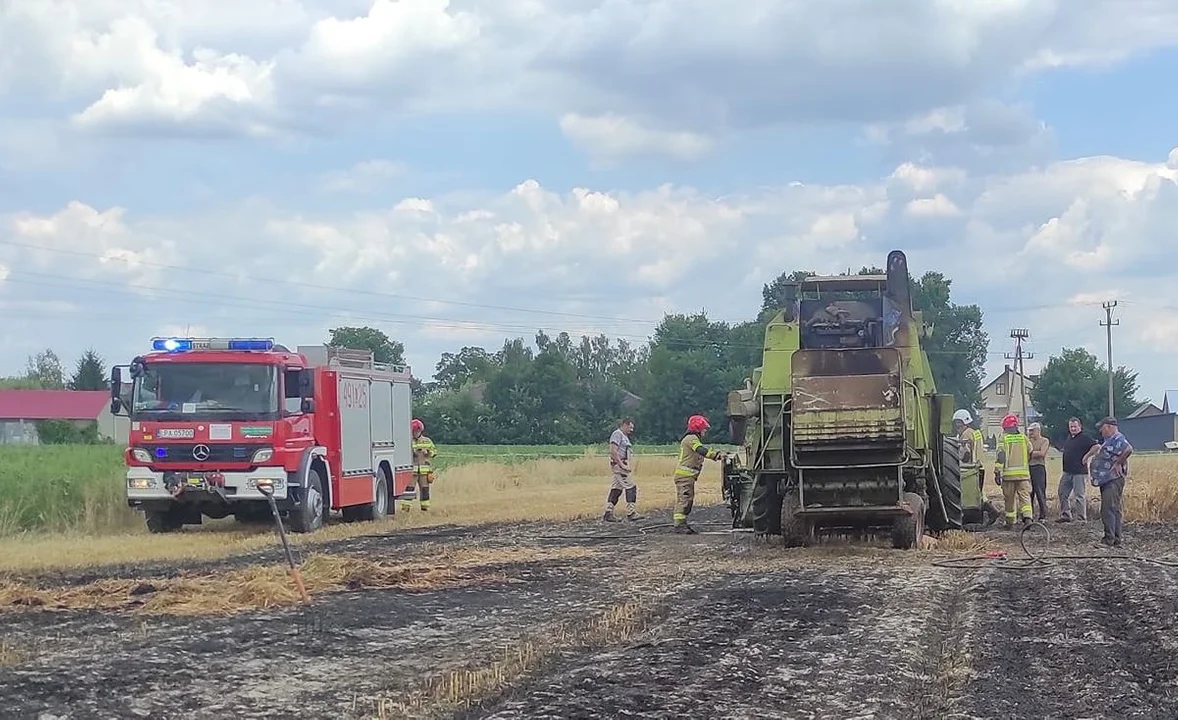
[0,266,1147,445]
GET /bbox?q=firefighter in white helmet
[952,409,984,463]
[953,409,1001,526]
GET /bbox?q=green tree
[911,272,988,410]
[434,346,496,391]
[68,348,108,391]
[0,376,41,389]
[327,326,406,365]
[1030,348,1141,439]
[34,419,103,444]
[24,349,65,389]
[639,313,755,442]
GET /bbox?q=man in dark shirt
[1058,417,1098,522]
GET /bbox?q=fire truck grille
[139,443,269,464]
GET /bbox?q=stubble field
[1,445,1178,719]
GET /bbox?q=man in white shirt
[603,418,644,522]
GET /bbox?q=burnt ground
[3,507,1178,720]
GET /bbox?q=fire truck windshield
[131,362,280,421]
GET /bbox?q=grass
[1,443,1176,573]
[0,450,703,572]
[0,546,593,617]
[0,444,681,536]
[978,453,1178,524]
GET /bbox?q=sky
[1,0,1178,408]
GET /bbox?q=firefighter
[951,409,979,462]
[953,409,1001,526]
[672,414,728,534]
[403,418,437,512]
[993,413,1033,528]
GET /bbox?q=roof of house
[0,390,110,420]
[1164,391,1178,413]
[980,365,1037,395]
[1128,402,1163,418]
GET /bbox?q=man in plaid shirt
[1084,417,1133,548]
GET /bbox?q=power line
[0,240,1119,325]
[0,243,1143,365]
[0,239,677,325]
[1101,300,1120,417]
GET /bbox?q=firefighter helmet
[1001,414,1019,429]
[410,418,424,432]
[952,409,973,424]
[687,414,710,434]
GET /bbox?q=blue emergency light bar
[151,337,275,352]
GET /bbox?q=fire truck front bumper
[126,467,291,501]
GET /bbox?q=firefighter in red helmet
[403,418,437,512]
[994,413,1033,528]
[672,414,728,534]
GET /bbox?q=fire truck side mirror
[109,366,127,416]
[298,368,315,397]
[300,398,315,414]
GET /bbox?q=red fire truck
[110,337,415,534]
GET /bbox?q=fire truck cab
[111,337,415,534]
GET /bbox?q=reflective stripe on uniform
[413,435,436,475]
[675,433,716,477]
[997,433,1031,479]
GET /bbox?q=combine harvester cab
[723,250,981,549]
[111,338,414,535]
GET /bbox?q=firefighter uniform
[673,414,725,534]
[995,418,1033,528]
[404,419,436,512]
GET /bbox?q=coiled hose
[930,521,1178,570]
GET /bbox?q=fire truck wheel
[145,507,184,534]
[289,467,326,534]
[343,467,391,522]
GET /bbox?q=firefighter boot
[672,522,697,534]
[602,510,619,523]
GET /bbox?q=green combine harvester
[722,250,986,548]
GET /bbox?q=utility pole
[1006,329,1033,427]
[1101,301,1119,417]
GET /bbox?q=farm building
[1119,391,1178,451]
[0,390,129,445]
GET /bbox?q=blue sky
[1,0,1178,410]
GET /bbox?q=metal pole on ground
[257,480,310,603]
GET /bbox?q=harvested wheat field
[2,455,1178,719]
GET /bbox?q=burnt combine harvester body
[723,250,982,548]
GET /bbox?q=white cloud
[904,194,961,218]
[5,147,1178,394]
[890,163,967,194]
[319,159,408,193]
[6,0,1178,139]
[5,201,184,287]
[1140,318,1178,354]
[559,113,715,164]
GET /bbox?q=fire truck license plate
[186,476,206,487]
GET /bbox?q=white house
[978,365,1040,442]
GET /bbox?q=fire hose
[930,521,1178,570]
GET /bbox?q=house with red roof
[0,390,129,445]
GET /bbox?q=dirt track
[2,506,1178,720]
